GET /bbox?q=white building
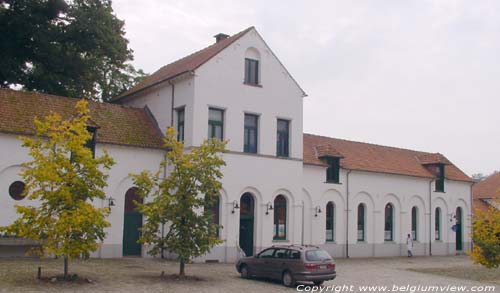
[0,27,473,261]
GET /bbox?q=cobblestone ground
[0,256,498,292]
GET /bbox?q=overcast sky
[113,0,500,176]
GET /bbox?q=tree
[470,196,500,268]
[0,99,115,280]
[0,0,146,101]
[132,128,226,276]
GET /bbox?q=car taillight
[304,263,318,270]
[327,263,336,270]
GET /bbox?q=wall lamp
[107,197,115,209]
[314,206,322,217]
[265,202,274,215]
[231,200,240,214]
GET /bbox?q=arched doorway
[123,187,143,256]
[239,193,255,257]
[455,207,463,251]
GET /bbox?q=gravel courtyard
[0,255,497,292]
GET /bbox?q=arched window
[357,204,366,242]
[384,203,394,241]
[205,195,221,238]
[435,207,441,240]
[273,195,287,240]
[326,202,335,242]
[411,206,418,241]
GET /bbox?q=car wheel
[282,271,295,287]
[313,281,324,286]
[240,265,250,279]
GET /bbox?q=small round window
[9,181,26,200]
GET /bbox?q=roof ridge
[304,132,437,156]
[0,88,146,113]
[113,26,254,101]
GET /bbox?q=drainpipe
[345,169,352,258]
[301,200,305,245]
[169,81,176,126]
[162,82,175,259]
[469,182,474,252]
[429,179,433,256]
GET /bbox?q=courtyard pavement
[0,255,497,292]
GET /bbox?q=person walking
[406,233,413,257]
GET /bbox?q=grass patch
[409,266,500,284]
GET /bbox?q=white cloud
[113,0,500,175]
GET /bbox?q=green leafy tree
[0,99,115,279]
[132,128,226,276]
[0,0,146,101]
[470,195,500,268]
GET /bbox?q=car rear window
[305,249,332,261]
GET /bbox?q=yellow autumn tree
[0,100,114,280]
[470,195,500,268]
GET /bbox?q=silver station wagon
[235,245,337,287]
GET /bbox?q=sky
[112,0,500,176]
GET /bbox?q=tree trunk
[179,258,185,276]
[63,256,69,280]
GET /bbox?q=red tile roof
[304,133,473,182]
[0,88,164,149]
[473,172,500,200]
[113,27,254,101]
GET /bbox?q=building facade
[0,27,473,261]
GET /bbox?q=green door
[456,207,463,251]
[240,216,254,257]
[123,187,143,256]
[239,193,255,257]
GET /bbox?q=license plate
[319,265,327,269]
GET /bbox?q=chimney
[214,33,229,43]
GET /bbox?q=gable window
[357,204,366,241]
[176,108,185,142]
[384,203,394,241]
[273,195,287,240]
[244,58,259,85]
[84,126,97,158]
[411,206,418,241]
[244,114,258,153]
[325,157,340,183]
[435,164,445,192]
[208,108,224,140]
[276,119,290,157]
[326,202,335,242]
[435,207,441,240]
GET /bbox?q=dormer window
[325,157,340,183]
[435,164,445,192]
[244,58,259,85]
[85,126,97,158]
[315,144,343,184]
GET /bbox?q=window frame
[273,195,287,241]
[435,207,441,241]
[176,107,185,142]
[435,164,445,192]
[84,126,97,158]
[411,206,418,241]
[325,157,340,183]
[243,113,258,153]
[276,119,290,157]
[357,204,366,242]
[208,108,224,141]
[326,201,335,242]
[244,58,259,85]
[384,203,394,242]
